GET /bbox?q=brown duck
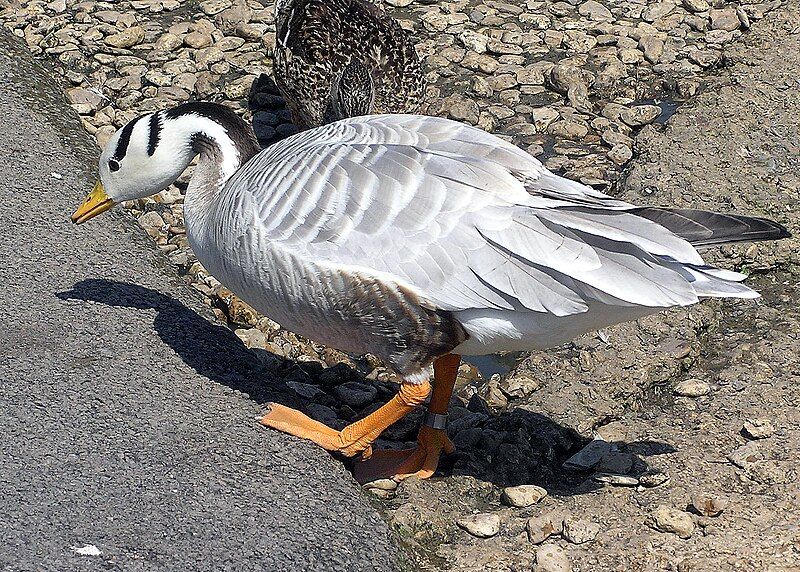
[273,0,426,128]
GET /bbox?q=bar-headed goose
[72,102,790,482]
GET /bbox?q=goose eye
[108,159,120,172]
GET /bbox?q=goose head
[72,102,260,224]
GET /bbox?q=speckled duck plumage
[273,0,426,128]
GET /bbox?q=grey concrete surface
[0,30,402,572]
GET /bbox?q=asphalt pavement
[0,30,402,572]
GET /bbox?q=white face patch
[98,111,241,203]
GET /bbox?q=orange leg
[353,354,460,484]
[260,379,430,458]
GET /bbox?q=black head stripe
[164,102,261,162]
[112,114,143,161]
[147,112,162,156]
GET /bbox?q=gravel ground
[2,0,797,569]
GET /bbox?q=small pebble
[690,494,728,517]
[639,470,670,488]
[363,478,398,491]
[743,418,775,440]
[652,505,695,539]
[526,513,563,544]
[562,517,600,544]
[457,513,501,538]
[535,544,570,572]
[71,544,102,557]
[501,484,548,508]
[593,473,639,486]
[674,378,711,397]
[727,441,763,469]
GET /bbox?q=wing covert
[221,115,706,316]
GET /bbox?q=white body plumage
[94,108,781,383]
[181,114,760,379]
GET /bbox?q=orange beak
[71,181,114,224]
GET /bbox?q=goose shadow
[57,279,675,494]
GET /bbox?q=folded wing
[223,114,758,317]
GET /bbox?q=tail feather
[632,207,791,248]
[664,262,760,299]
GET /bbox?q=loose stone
[608,143,633,165]
[364,478,398,491]
[674,378,711,397]
[728,441,763,469]
[652,505,695,538]
[593,473,639,486]
[743,418,775,440]
[639,470,670,488]
[535,545,571,572]
[562,517,600,544]
[333,382,378,409]
[690,494,728,517]
[457,513,501,538]
[104,26,145,48]
[501,484,548,508]
[682,0,709,13]
[620,105,661,127]
[578,1,613,22]
[527,513,563,544]
[710,8,741,31]
[563,438,611,470]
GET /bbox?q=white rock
[363,478,398,491]
[743,418,775,439]
[526,513,563,544]
[138,211,165,238]
[562,517,600,544]
[71,544,101,556]
[457,513,501,538]
[652,505,695,539]
[535,545,570,572]
[459,30,489,54]
[578,0,613,21]
[501,484,548,508]
[532,107,560,133]
[235,328,267,349]
[682,0,709,13]
[690,494,728,517]
[674,378,710,397]
[593,473,639,486]
[200,0,232,15]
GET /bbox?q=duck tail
[632,207,791,248]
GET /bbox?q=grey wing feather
[223,115,756,317]
[632,207,791,247]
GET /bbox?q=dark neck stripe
[113,115,141,161]
[147,112,162,156]
[164,102,261,164]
